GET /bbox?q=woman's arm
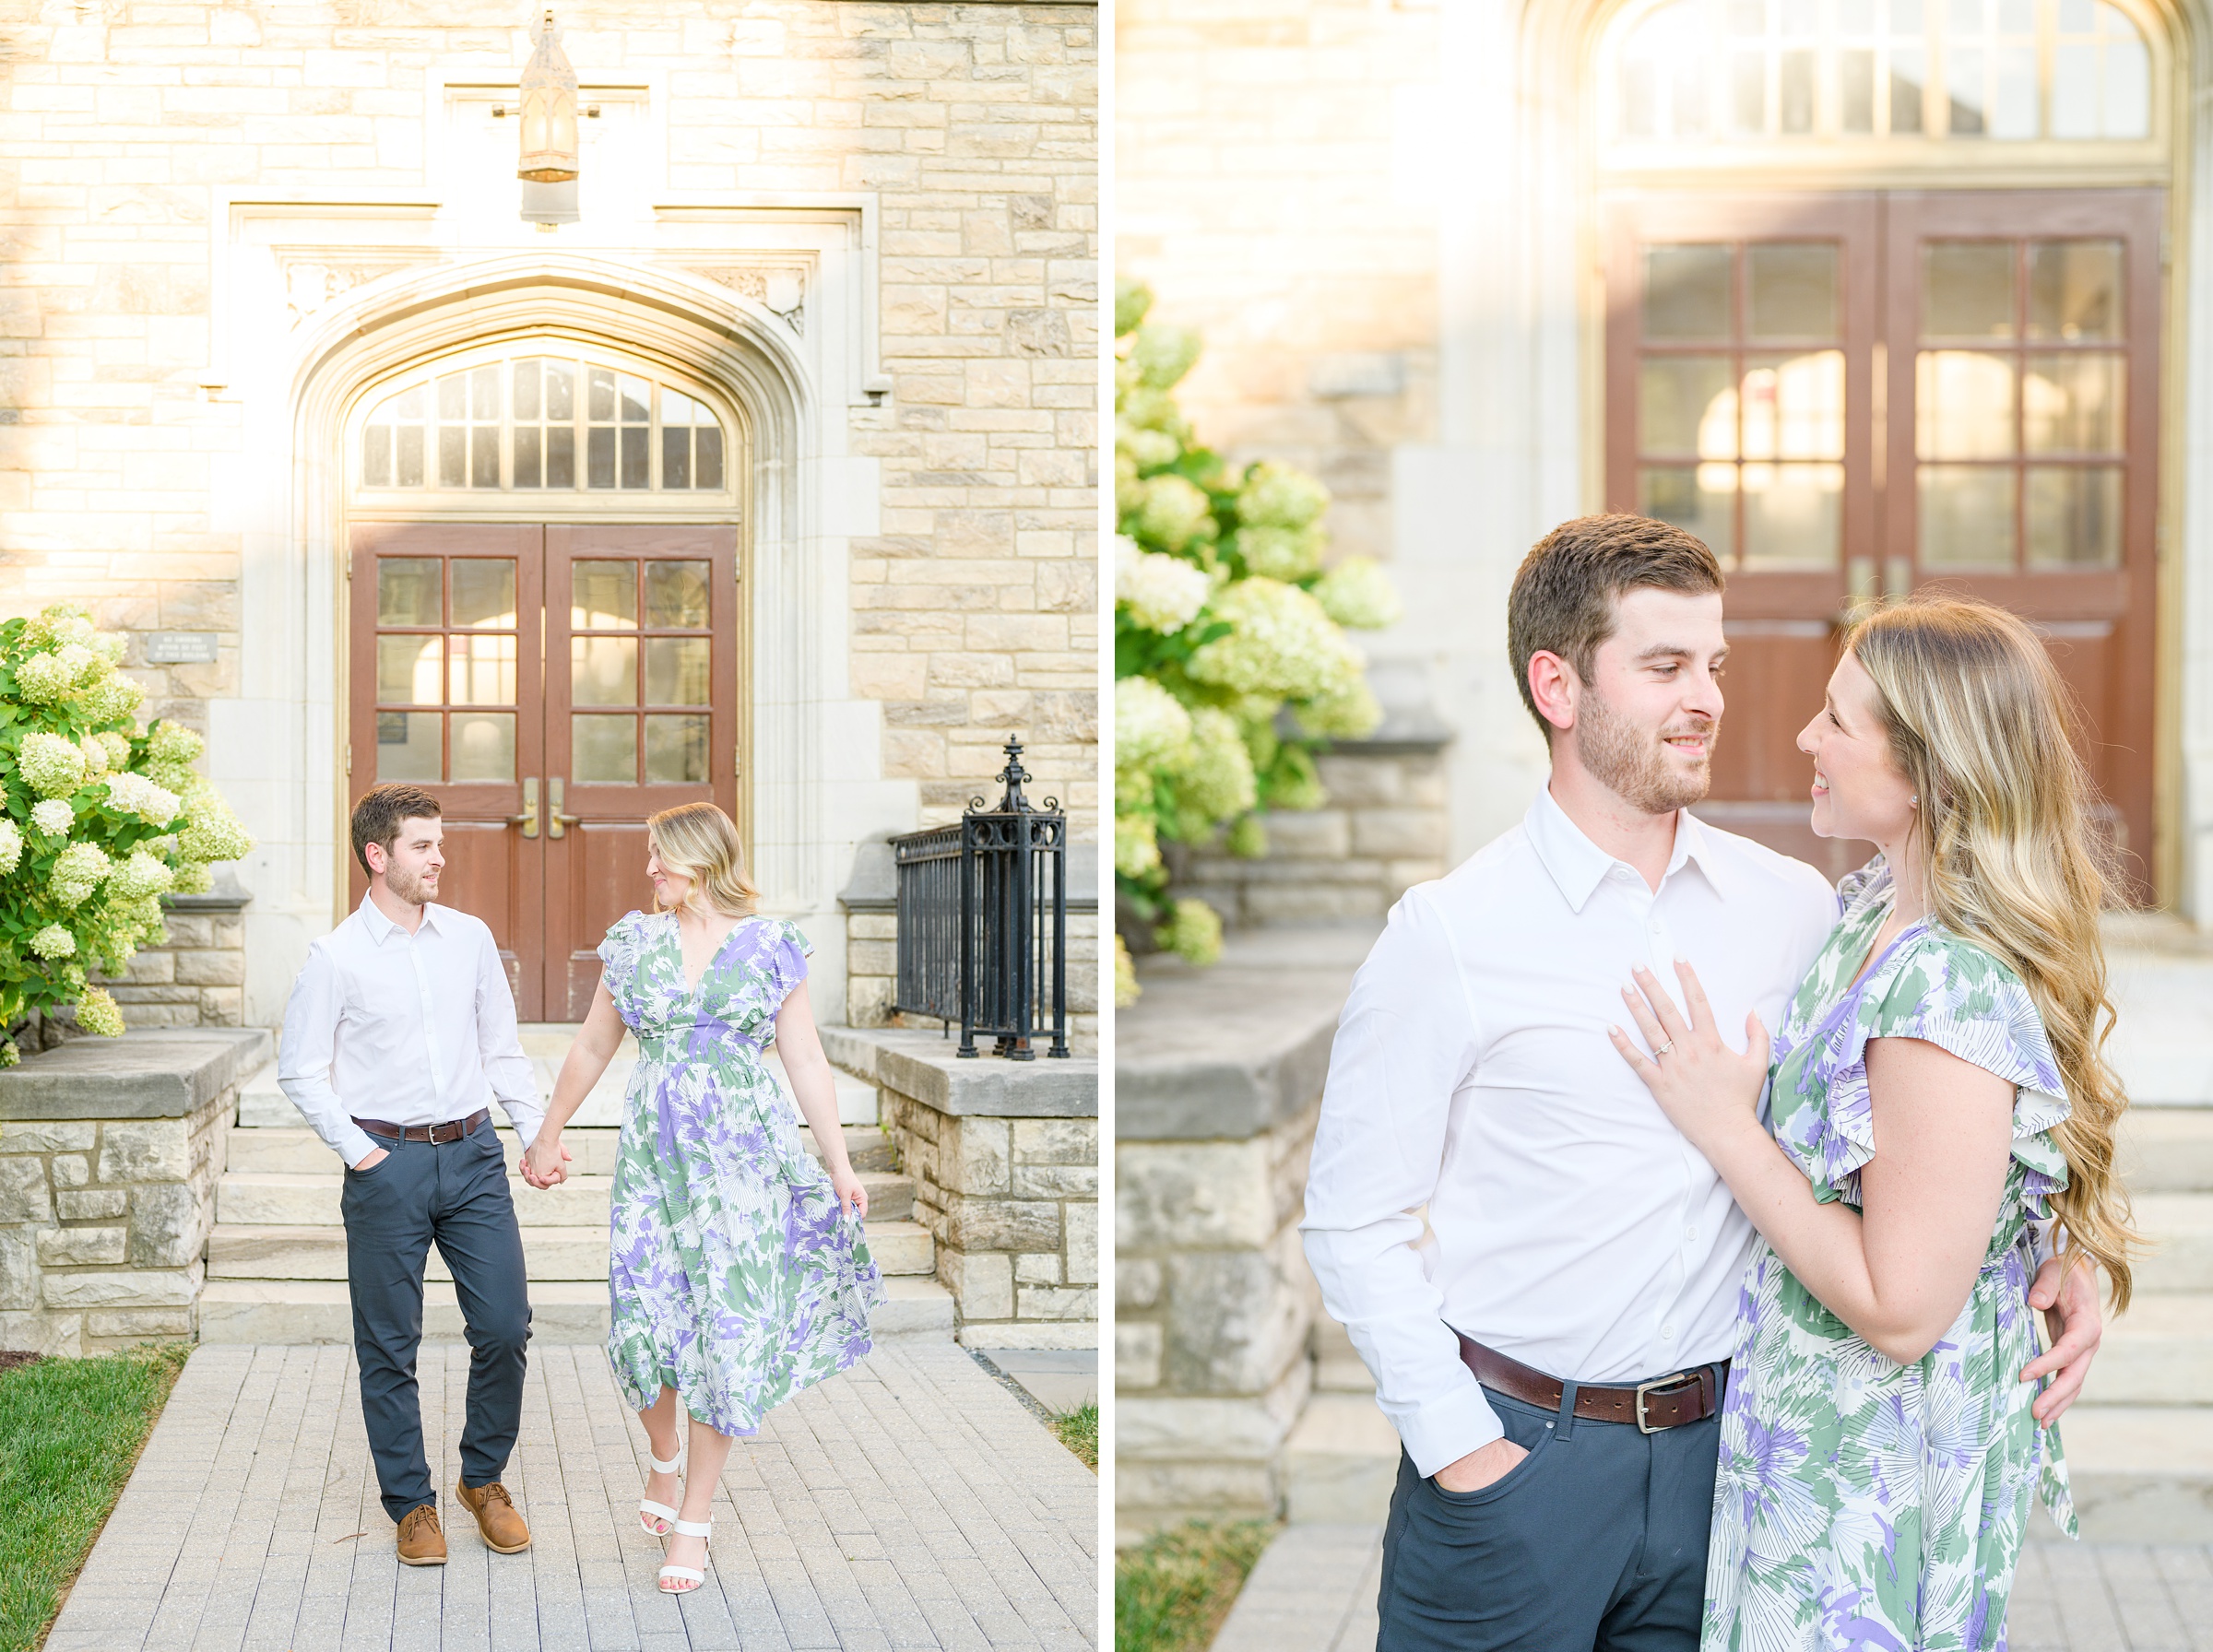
[775,981,869,1220]
[521,981,626,1187]
[1614,962,2018,1365]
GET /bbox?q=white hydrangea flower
[52,842,112,908]
[1294,678,1384,741]
[1132,474,1215,553]
[83,673,145,723]
[1115,674,1195,776]
[78,733,109,777]
[1115,811,1161,880]
[1116,537,1211,634]
[1237,525,1324,583]
[1185,578,1367,704]
[1312,557,1404,631]
[18,731,87,798]
[30,797,73,836]
[53,643,101,687]
[1166,707,1258,823]
[74,985,124,1038]
[147,721,205,767]
[110,851,176,902]
[12,652,75,703]
[104,771,180,826]
[28,924,76,961]
[1131,324,1202,391]
[177,787,254,864]
[97,730,132,768]
[23,605,96,652]
[1236,460,1330,531]
[0,818,18,874]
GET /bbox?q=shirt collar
[356,891,443,944]
[1524,786,1734,913]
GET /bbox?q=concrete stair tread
[2055,1405,2213,1475]
[198,1273,955,1341]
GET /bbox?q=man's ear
[1527,650,1579,737]
[363,840,387,878]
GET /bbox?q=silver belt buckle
[1634,1372,1698,1434]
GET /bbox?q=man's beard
[385,862,436,906]
[1577,687,1715,815]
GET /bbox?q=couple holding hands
[277,788,883,1594]
[1305,514,2132,1650]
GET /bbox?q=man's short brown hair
[351,783,441,877]
[1506,514,1725,736]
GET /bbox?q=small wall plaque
[145,632,219,665]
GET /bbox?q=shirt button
[1685,1226,1698,1243]
[1661,1324,1676,1340]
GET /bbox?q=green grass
[1052,1402,1097,1469]
[0,1342,192,1652]
[1115,1519,1278,1652]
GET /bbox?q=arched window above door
[358,353,728,495]
[1611,0,2153,147]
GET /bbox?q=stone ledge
[0,1028,271,1120]
[1116,927,1376,1140]
[824,1026,1096,1118]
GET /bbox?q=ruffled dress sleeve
[771,919,814,1004]
[1789,928,2072,1212]
[596,910,651,1031]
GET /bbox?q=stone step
[1283,1392,1402,1525]
[207,1218,935,1282]
[195,1274,958,1344]
[1311,1315,1375,1394]
[213,1166,914,1228]
[225,1117,896,1177]
[2122,1194,2213,1290]
[2077,1293,2213,1406]
[234,1051,881,1133]
[2117,1106,2213,1193]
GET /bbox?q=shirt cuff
[1393,1376,1506,1480]
[337,1123,380,1168]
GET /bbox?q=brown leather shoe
[396,1504,446,1566]
[456,1479,532,1553]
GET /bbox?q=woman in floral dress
[1611,598,2136,1650]
[525,802,882,1594]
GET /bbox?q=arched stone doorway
[1587,0,2181,895]
[288,258,824,1019]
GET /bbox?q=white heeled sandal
[657,1517,712,1594]
[638,1449,682,1537]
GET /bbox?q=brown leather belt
[352,1110,490,1145]
[1458,1335,1724,1434]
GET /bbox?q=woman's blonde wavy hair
[1846,596,2137,1308]
[646,802,760,918]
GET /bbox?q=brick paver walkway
[1208,1525,2213,1652]
[47,1341,1097,1651]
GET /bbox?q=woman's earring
[1909,794,1919,807]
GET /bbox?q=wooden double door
[349,523,740,1019]
[1606,189,2161,897]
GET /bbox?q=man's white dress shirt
[1300,787,1839,1478]
[278,894,544,1169]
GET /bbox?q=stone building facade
[0,0,1099,1025]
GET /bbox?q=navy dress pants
[341,1125,532,1524]
[1376,1383,1722,1652]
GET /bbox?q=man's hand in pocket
[352,1146,389,1172]
[1432,1436,1528,1493]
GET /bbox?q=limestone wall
[0,1029,268,1354]
[1170,742,1450,927]
[1113,930,1371,1540]
[93,893,251,1030]
[828,1025,1097,1348]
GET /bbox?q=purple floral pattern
[1704,857,2076,1650]
[596,910,882,1436]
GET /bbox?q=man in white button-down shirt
[279,784,549,1567]
[1301,516,2105,1649]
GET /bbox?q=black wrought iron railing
[890,735,1070,1059]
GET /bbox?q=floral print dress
[596,910,882,1436]
[1704,858,2077,1651]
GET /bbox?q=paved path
[48,1341,1097,1652]
[1209,1524,2213,1652]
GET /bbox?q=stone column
[0,1029,269,1353]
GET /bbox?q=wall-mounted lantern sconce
[516,10,579,183]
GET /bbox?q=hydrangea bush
[0,604,254,1063]
[1115,280,1402,1003]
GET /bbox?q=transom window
[1615,0,2151,144]
[360,355,727,493]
